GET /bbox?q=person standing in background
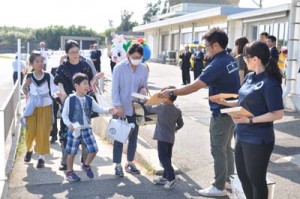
[267,35,279,62]
[192,45,204,80]
[90,43,102,72]
[179,45,192,85]
[37,42,48,71]
[259,32,269,43]
[234,36,249,85]
[12,55,27,85]
[108,49,117,73]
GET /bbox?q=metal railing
[94,77,112,108]
[0,81,20,180]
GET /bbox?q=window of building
[171,33,179,51]
[162,35,169,51]
[181,32,192,45]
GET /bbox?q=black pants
[93,61,101,72]
[13,72,24,85]
[158,140,175,181]
[193,65,202,80]
[110,60,116,73]
[50,101,59,139]
[235,140,274,199]
[181,67,190,85]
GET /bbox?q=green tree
[0,25,105,52]
[161,0,169,14]
[143,0,161,24]
[116,10,138,33]
[104,28,117,45]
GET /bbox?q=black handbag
[133,101,157,126]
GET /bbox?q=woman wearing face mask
[111,43,149,177]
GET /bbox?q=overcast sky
[0,0,291,33]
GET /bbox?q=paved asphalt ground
[2,51,300,198]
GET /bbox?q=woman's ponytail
[244,41,283,84]
[265,57,283,84]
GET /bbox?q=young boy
[61,73,117,182]
[146,86,184,190]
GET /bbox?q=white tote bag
[107,118,132,144]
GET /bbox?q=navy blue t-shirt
[236,72,283,144]
[200,51,240,115]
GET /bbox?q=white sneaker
[153,177,168,185]
[225,181,232,190]
[198,185,227,197]
[163,179,177,190]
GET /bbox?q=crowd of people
[19,26,286,198]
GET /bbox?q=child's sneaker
[81,164,94,178]
[125,163,140,174]
[164,179,177,190]
[24,151,33,162]
[225,181,232,190]
[36,159,45,168]
[153,177,168,185]
[59,164,67,171]
[66,171,81,182]
[115,165,124,177]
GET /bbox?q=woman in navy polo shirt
[216,41,284,199]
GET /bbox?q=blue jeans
[113,115,139,163]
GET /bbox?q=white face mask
[129,58,142,65]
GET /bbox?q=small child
[61,73,117,182]
[146,86,184,190]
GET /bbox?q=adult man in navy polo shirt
[161,27,240,197]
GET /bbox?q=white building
[133,0,300,111]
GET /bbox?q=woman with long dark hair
[234,36,249,85]
[214,41,284,198]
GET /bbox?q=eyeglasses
[68,50,79,55]
[130,56,142,60]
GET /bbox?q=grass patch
[0,54,14,59]
[17,129,26,155]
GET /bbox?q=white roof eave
[134,6,254,32]
[228,4,290,20]
[133,7,226,32]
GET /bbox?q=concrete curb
[91,115,180,175]
[1,116,22,199]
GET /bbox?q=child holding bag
[61,73,117,182]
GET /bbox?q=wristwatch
[249,117,253,124]
[168,91,175,97]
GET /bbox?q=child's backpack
[69,95,99,119]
